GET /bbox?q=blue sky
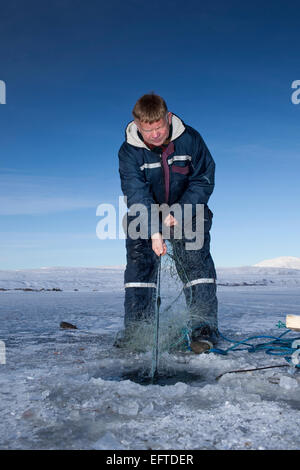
[0,0,299,269]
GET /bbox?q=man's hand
[151,232,167,257]
[163,214,178,227]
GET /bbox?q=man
[116,93,218,353]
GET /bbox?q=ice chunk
[279,375,298,390]
[160,382,188,398]
[113,400,139,416]
[141,402,154,415]
[41,390,50,400]
[92,432,126,450]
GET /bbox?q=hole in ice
[96,366,202,386]
[121,369,201,386]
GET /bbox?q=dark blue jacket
[118,114,215,238]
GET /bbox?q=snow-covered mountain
[254,256,300,269]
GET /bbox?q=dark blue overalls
[119,114,218,338]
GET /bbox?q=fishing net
[117,241,195,354]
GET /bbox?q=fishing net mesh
[120,241,195,355]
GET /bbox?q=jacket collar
[125,114,186,149]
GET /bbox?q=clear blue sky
[0,0,299,269]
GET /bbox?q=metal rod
[215,363,289,381]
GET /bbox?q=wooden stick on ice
[286,315,300,331]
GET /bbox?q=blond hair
[132,92,168,123]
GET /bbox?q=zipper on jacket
[160,141,175,204]
[161,152,170,204]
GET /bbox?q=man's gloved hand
[151,232,167,257]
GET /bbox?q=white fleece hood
[125,114,186,149]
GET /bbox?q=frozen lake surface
[0,266,300,450]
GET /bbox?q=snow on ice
[0,264,300,450]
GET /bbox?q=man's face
[136,112,172,146]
